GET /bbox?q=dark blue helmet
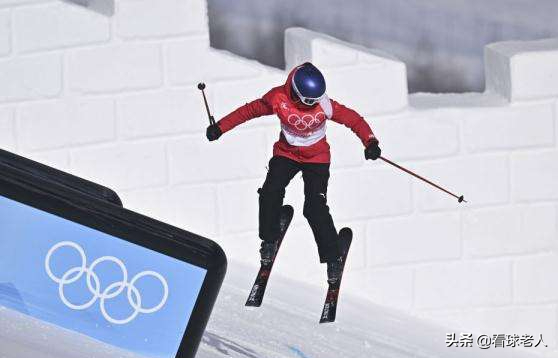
[292,62,326,106]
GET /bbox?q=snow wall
[0,0,557,355]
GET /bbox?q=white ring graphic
[129,271,169,314]
[45,241,169,325]
[45,241,86,285]
[87,256,128,300]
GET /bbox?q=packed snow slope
[0,306,148,358]
[199,262,538,358]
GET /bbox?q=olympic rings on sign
[45,241,169,325]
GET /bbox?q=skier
[205,62,381,284]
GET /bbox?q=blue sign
[0,195,207,358]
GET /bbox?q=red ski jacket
[217,66,378,163]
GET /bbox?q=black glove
[364,139,381,160]
[206,123,222,141]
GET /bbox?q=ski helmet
[291,62,326,106]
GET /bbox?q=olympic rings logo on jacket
[45,241,169,325]
[286,112,326,131]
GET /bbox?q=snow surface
[199,263,540,358]
[0,306,148,358]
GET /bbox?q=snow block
[414,261,513,309]
[485,38,558,101]
[463,205,557,257]
[68,43,162,93]
[327,123,366,168]
[0,54,62,102]
[285,27,408,115]
[168,130,268,186]
[116,0,207,38]
[414,154,509,211]
[166,38,263,86]
[122,185,218,238]
[373,111,460,160]
[13,2,109,53]
[330,167,412,220]
[366,213,461,266]
[515,254,558,303]
[18,98,115,151]
[0,10,9,56]
[71,141,167,190]
[463,102,555,152]
[0,108,15,150]
[118,89,206,139]
[512,150,558,201]
[211,73,284,120]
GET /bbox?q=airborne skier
[205,62,381,285]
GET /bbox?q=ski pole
[197,82,215,126]
[379,156,467,203]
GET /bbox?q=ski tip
[319,318,335,324]
[339,227,352,237]
[244,302,261,310]
[281,204,294,215]
[245,300,262,308]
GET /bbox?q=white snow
[0,306,148,358]
[199,262,542,358]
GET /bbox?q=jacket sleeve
[217,95,274,133]
[329,99,378,146]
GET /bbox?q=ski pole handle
[379,156,467,203]
[197,82,215,126]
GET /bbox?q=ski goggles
[291,80,324,106]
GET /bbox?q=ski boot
[259,240,278,265]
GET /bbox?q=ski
[319,227,353,324]
[245,205,294,307]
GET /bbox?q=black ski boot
[327,256,343,284]
[259,241,278,265]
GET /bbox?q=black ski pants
[258,156,340,263]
